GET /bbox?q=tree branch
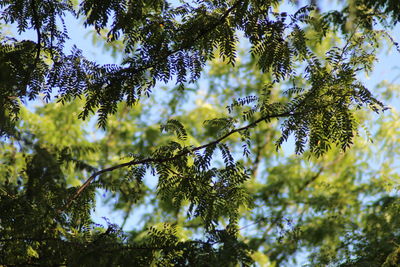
[22,0,42,91]
[62,110,296,211]
[120,0,243,76]
[30,0,42,66]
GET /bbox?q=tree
[0,0,400,266]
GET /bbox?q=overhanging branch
[62,110,296,211]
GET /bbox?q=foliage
[1,0,400,266]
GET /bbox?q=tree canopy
[1,0,400,266]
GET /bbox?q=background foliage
[1,0,400,266]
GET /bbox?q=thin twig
[30,0,42,66]
[22,0,42,91]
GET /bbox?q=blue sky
[7,0,400,224]
[68,6,400,234]
[4,2,400,265]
